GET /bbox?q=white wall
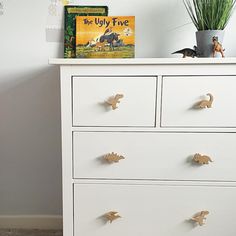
[0,0,236,219]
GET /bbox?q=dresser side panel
[60,66,73,236]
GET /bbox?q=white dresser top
[49,57,236,65]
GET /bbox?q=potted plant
[184,0,236,57]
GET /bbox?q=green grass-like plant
[184,0,236,31]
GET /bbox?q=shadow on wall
[0,66,62,215]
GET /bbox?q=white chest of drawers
[50,58,236,236]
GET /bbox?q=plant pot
[196,30,225,58]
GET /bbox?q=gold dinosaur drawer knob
[191,211,209,226]
[104,152,125,163]
[104,211,121,223]
[106,94,124,110]
[193,153,213,165]
[198,93,214,108]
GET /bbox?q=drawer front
[72,76,156,127]
[74,183,236,236]
[73,132,236,181]
[161,76,236,127]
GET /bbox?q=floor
[0,229,62,236]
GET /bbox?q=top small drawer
[161,76,236,127]
[72,76,156,127]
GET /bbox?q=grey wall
[0,0,236,216]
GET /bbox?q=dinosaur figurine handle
[198,93,214,109]
[191,211,209,226]
[103,152,125,163]
[193,153,213,165]
[104,211,121,223]
[106,94,124,110]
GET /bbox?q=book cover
[64,5,108,58]
[76,16,135,58]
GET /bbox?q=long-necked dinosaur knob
[198,93,214,109]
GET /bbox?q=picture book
[76,16,135,58]
[64,5,108,58]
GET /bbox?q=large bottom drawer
[74,183,236,236]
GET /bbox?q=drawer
[74,183,236,236]
[72,76,156,127]
[73,132,236,181]
[161,76,236,127]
